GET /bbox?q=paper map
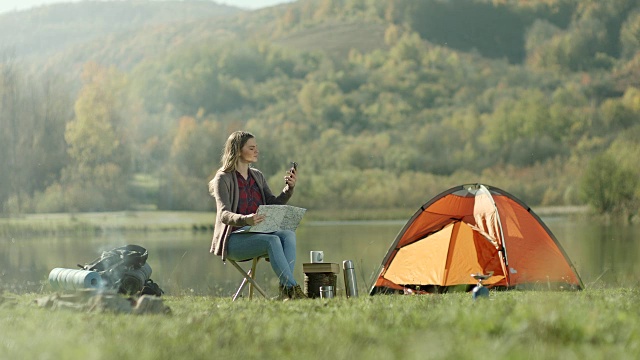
[248,205,307,233]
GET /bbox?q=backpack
[78,244,164,296]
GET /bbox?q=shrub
[579,153,638,214]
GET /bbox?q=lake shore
[0,206,591,236]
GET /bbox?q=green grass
[0,211,215,236]
[2,288,640,359]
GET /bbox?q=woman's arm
[252,169,294,205]
[210,173,249,226]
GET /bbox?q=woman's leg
[276,230,296,275]
[227,231,298,287]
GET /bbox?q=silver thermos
[342,260,358,298]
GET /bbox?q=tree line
[1,0,639,219]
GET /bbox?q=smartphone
[287,162,297,184]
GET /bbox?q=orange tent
[370,184,583,294]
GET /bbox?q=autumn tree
[157,117,223,211]
[0,54,21,212]
[620,10,640,59]
[0,53,71,213]
[61,62,132,211]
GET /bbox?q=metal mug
[310,251,324,263]
[319,285,334,299]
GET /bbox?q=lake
[1,217,639,296]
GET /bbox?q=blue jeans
[227,229,298,287]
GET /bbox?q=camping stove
[471,272,493,300]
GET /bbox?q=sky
[0,0,294,15]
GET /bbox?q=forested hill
[1,0,639,220]
[0,1,241,60]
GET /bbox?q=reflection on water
[545,217,640,287]
[1,217,639,296]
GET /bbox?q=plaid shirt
[236,171,263,215]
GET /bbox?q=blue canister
[48,268,102,290]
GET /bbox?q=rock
[35,290,170,315]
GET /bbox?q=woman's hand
[245,213,266,226]
[285,167,297,188]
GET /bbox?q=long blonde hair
[219,131,254,173]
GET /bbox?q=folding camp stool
[229,256,269,301]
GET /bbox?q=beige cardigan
[209,168,294,260]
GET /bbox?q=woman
[209,131,306,300]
